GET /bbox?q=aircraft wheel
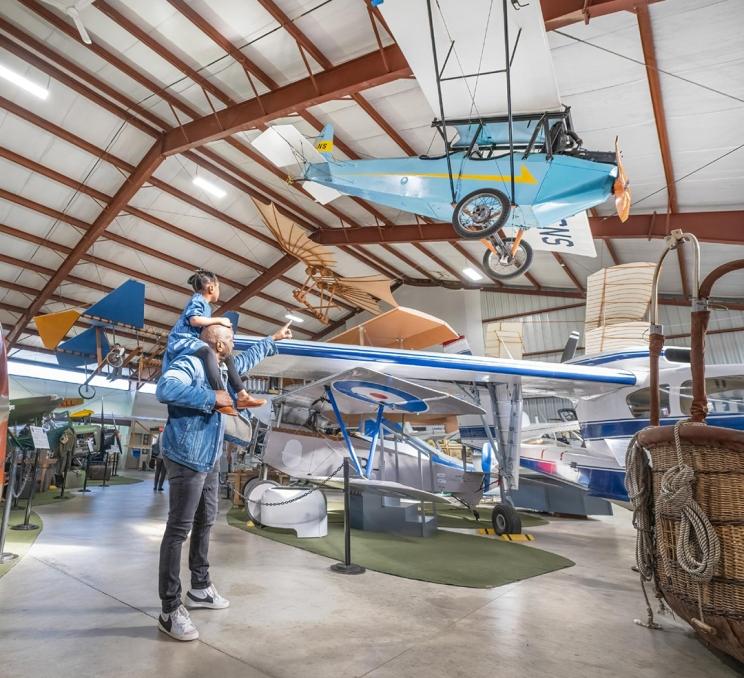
[78,383,96,400]
[491,504,522,535]
[452,188,510,239]
[245,479,278,527]
[482,238,533,281]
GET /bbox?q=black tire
[452,188,510,239]
[78,383,96,400]
[482,238,534,281]
[491,504,522,535]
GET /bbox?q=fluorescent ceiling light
[462,267,483,281]
[284,313,304,323]
[192,175,226,199]
[0,64,49,100]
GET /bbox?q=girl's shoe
[236,393,267,409]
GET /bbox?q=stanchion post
[57,453,68,500]
[12,448,39,531]
[79,448,92,493]
[330,457,365,575]
[102,451,109,488]
[0,442,21,563]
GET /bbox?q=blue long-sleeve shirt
[155,337,276,472]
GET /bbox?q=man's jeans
[158,456,219,613]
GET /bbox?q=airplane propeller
[613,137,631,223]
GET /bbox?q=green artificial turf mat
[30,475,143,506]
[0,511,43,578]
[324,506,548,530]
[86,475,142,486]
[432,506,548,530]
[227,507,572,588]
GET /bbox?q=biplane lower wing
[274,366,485,416]
[314,478,456,505]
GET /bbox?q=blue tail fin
[314,124,334,160]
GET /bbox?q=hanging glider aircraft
[251,0,630,281]
[251,198,398,323]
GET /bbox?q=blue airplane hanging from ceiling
[251,0,631,282]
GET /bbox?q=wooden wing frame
[252,198,335,269]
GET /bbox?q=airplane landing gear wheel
[482,238,533,281]
[452,188,510,239]
[78,383,96,400]
[491,504,522,535]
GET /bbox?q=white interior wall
[481,291,744,364]
[391,286,485,355]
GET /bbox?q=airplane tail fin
[561,331,580,363]
[314,124,334,160]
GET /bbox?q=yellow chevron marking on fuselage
[349,164,538,185]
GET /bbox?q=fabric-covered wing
[233,336,638,396]
[335,275,398,310]
[275,366,485,416]
[252,198,336,269]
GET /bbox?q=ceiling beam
[604,238,621,266]
[95,0,234,107]
[0,98,347,316]
[5,141,164,348]
[0,31,386,310]
[165,0,277,89]
[14,1,434,291]
[160,44,410,154]
[482,302,586,324]
[541,0,662,31]
[310,211,744,245]
[636,4,688,298]
[255,0,331,70]
[10,7,403,285]
[217,255,298,314]
[552,253,584,292]
[0,190,316,335]
[413,243,468,284]
[18,0,194,126]
[351,93,417,156]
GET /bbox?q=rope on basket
[625,430,664,629]
[626,421,722,632]
[657,421,721,583]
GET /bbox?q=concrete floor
[0,474,741,678]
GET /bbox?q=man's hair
[201,324,233,347]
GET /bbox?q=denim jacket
[155,337,277,472]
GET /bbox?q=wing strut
[364,404,386,479]
[502,0,516,206]
[324,385,364,476]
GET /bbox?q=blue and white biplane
[234,328,639,535]
[252,0,631,281]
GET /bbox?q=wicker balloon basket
[626,247,744,664]
[636,425,744,663]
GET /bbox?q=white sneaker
[158,604,199,641]
[186,583,230,609]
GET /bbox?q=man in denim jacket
[155,321,292,641]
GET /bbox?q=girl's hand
[218,317,233,328]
